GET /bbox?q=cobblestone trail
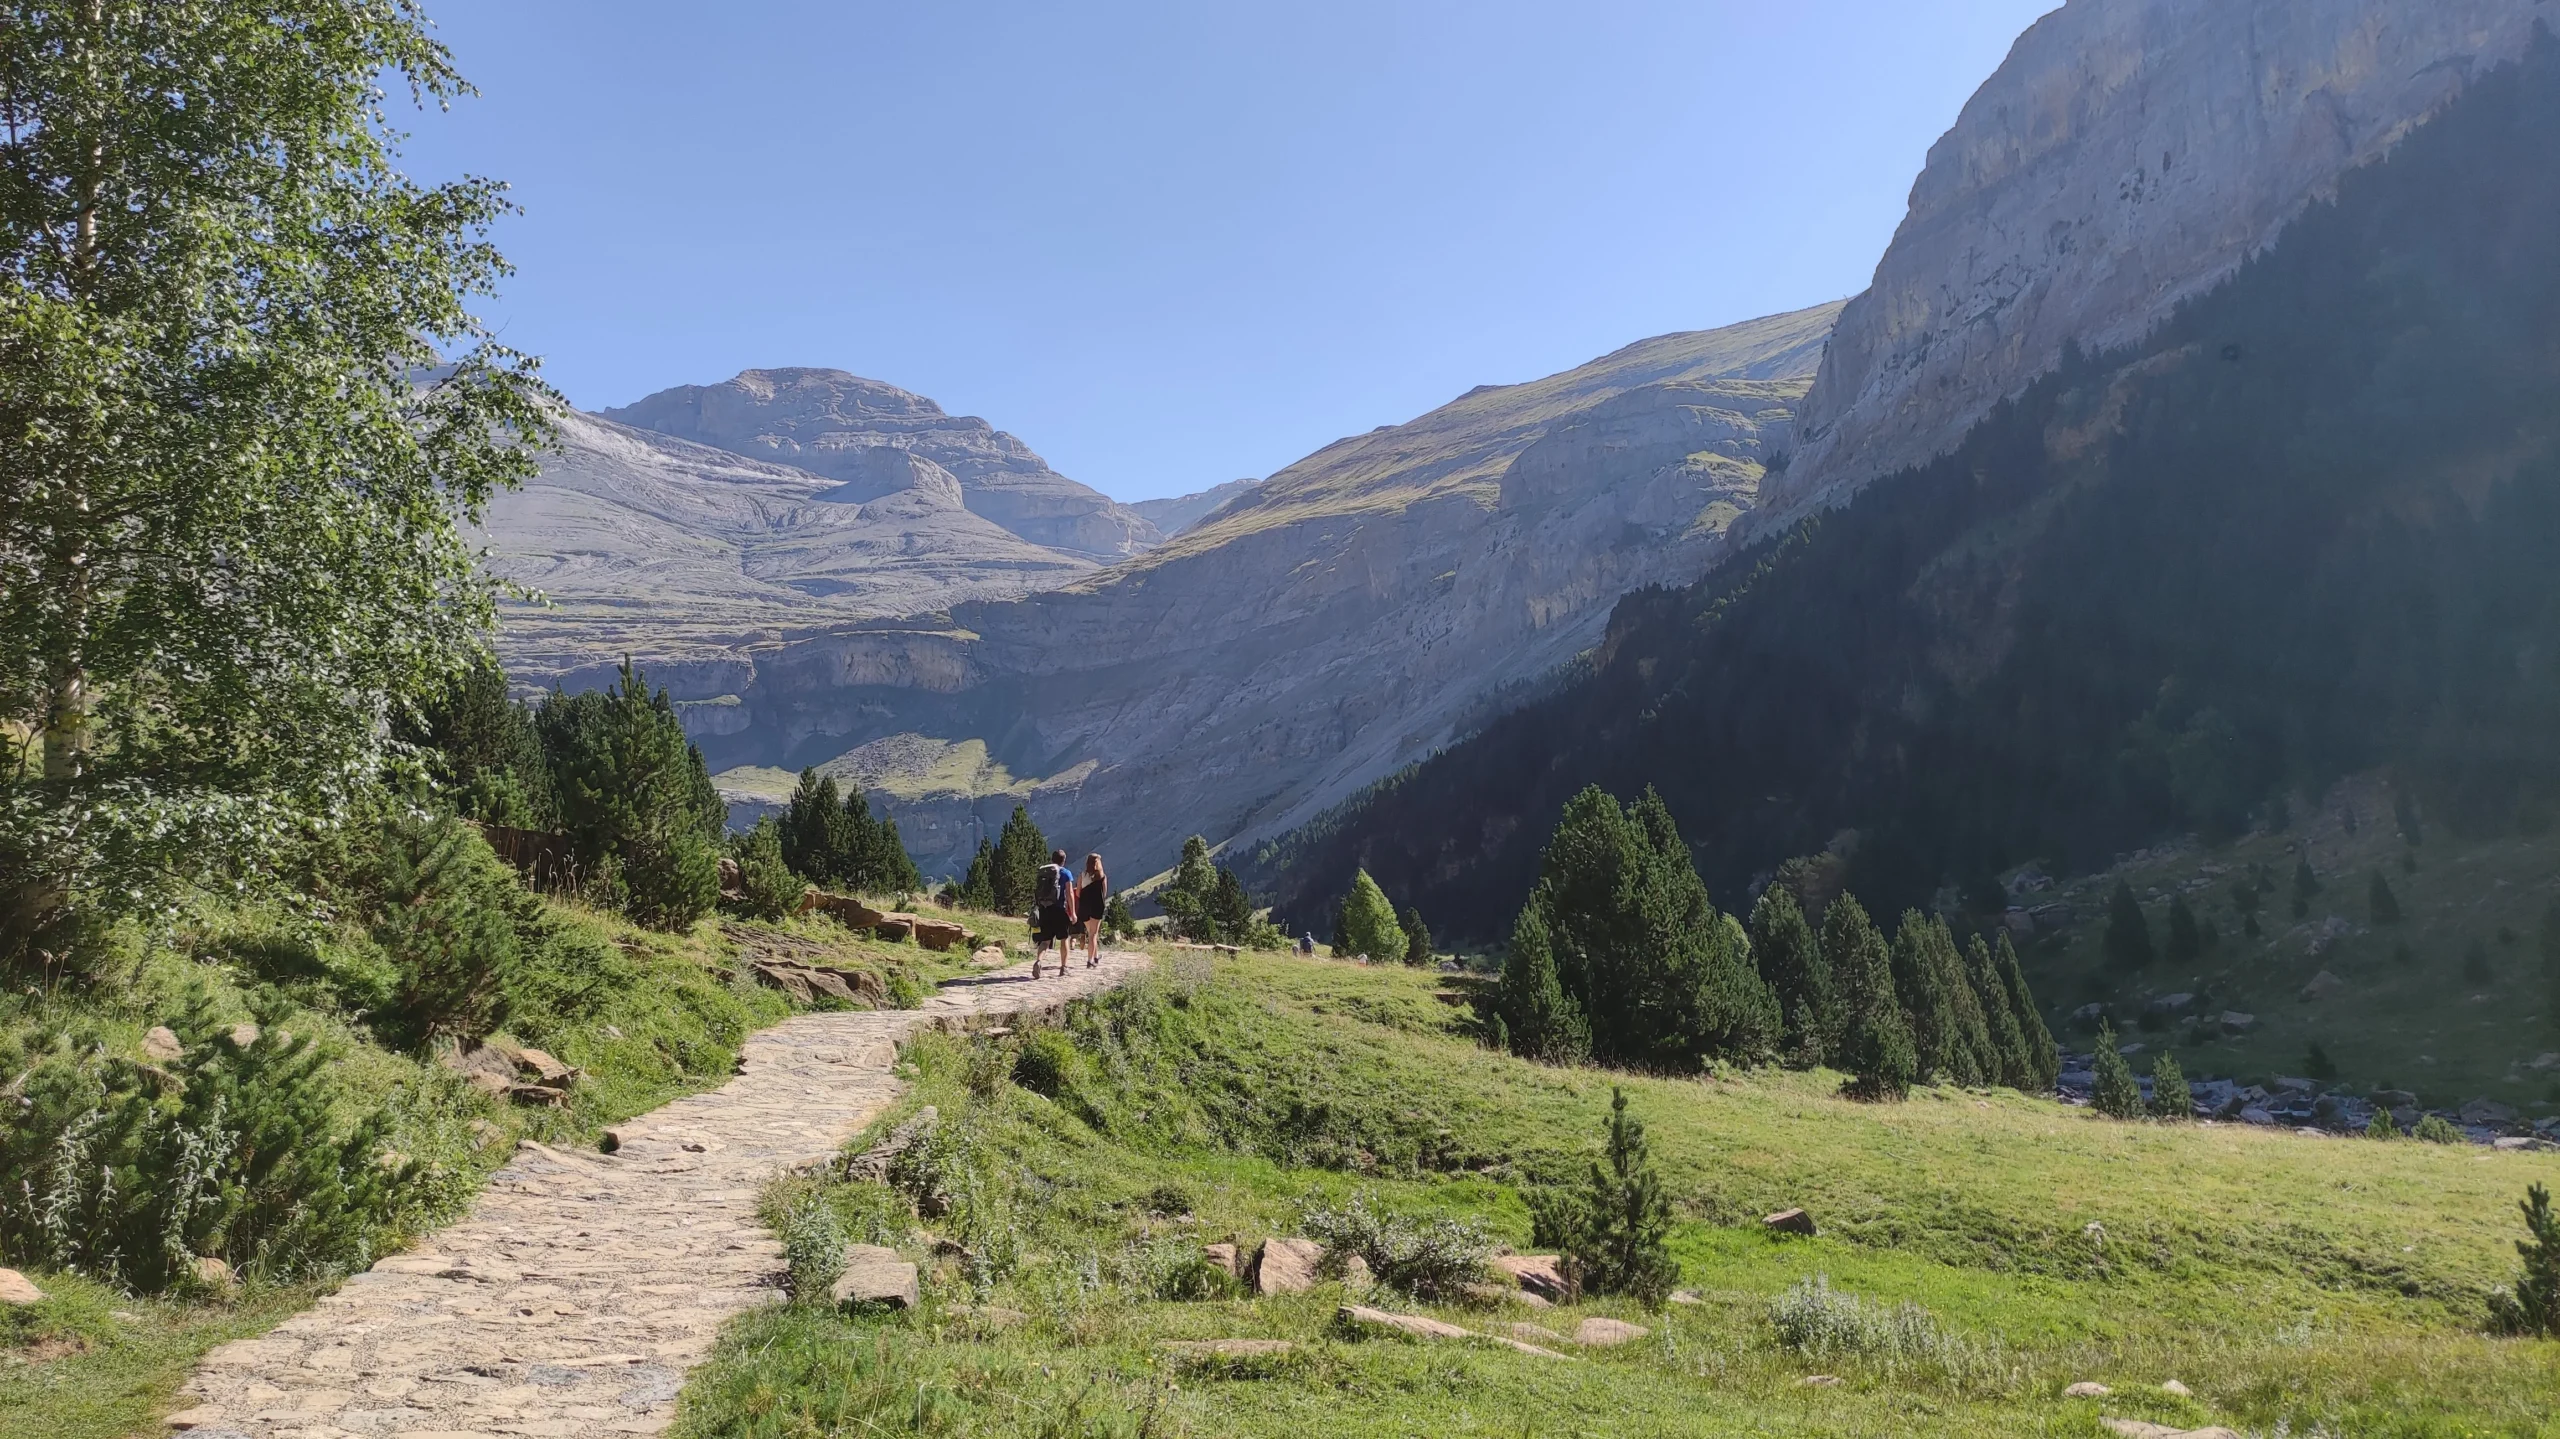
[168,949,1153,1439]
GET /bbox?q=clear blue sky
[398,1,2057,503]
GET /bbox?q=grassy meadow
[673,947,2560,1438]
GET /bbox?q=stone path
[168,949,1153,1439]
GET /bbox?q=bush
[885,973,927,1009]
[2090,1025,2146,1120]
[2485,1182,2558,1337]
[364,815,524,1048]
[1766,1276,1981,1373]
[2149,1052,2192,1120]
[1012,1029,1081,1099]
[1336,870,1406,963]
[1528,1087,1679,1308]
[1298,1191,1495,1300]
[2414,1114,2465,1144]
[2368,1108,2401,1140]
[776,1190,847,1303]
[730,818,801,922]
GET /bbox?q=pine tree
[1927,916,1997,1085]
[1337,870,1406,962]
[2369,871,2402,926]
[2486,1183,2560,1338]
[1103,892,1137,939]
[780,769,841,884]
[1964,933,2032,1089]
[989,805,1047,915]
[1528,1088,1678,1308]
[2104,881,2154,970]
[957,839,997,910]
[1398,906,1434,966]
[416,654,557,830]
[538,659,722,932]
[2149,1052,2192,1120]
[869,813,922,895]
[1160,835,1218,941]
[1498,906,1588,1063]
[1890,912,1974,1084]
[2090,1024,2145,1119]
[1993,931,2061,1090]
[1827,895,1915,1099]
[1750,886,1833,1068]
[731,818,801,922]
[1210,867,1254,943]
[2166,894,2204,965]
[2543,898,2560,1035]
[2293,856,2323,902]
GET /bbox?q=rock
[716,856,743,898]
[1800,1374,1842,1387]
[1572,1317,1649,1347]
[840,1106,938,1183]
[227,1022,261,1049]
[2070,1002,2108,1028]
[2102,1422,2242,1439]
[1508,1322,1568,1345]
[970,945,1005,966]
[0,1268,44,1305]
[466,1118,505,1150]
[2460,1098,2519,1127]
[192,1256,235,1290]
[911,917,968,952]
[2299,970,2346,1002]
[1668,1289,1702,1306]
[1202,1242,1242,1279]
[2272,1076,2317,1095]
[1339,1304,1472,1341]
[2218,1011,2257,1035]
[2372,1089,2418,1109]
[798,890,887,927]
[2161,1380,2193,1398]
[2492,1136,2551,1152]
[874,917,917,943]
[2529,1052,2560,1072]
[1337,1254,1374,1288]
[752,961,816,1004]
[1489,1253,1570,1302]
[2145,993,2197,1017]
[830,1244,918,1309]
[142,1025,182,1062]
[1160,1339,1295,1358]
[1762,1207,1817,1237]
[2063,1380,2112,1398]
[1251,1237,1325,1296]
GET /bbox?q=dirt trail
[167,948,1152,1439]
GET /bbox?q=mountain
[602,368,1162,560]
[681,303,1841,881]
[1130,477,1263,538]
[1262,9,2560,941]
[1766,0,2550,529]
[478,407,1097,698]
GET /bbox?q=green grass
[673,948,2560,1437]
[2014,770,2560,1110]
[0,891,983,1439]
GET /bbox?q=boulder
[1251,1237,1325,1296]
[830,1244,918,1309]
[1202,1243,1242,1279]
[717,856,743,899]
[2460,1098,2519,1127]
[800,889,887,928]
[191,1256,236,1290]
[2070,1002,2108,1029]
[752,961,815,1003]
[2063,1380,2112,1398]
[1508,1322,1568,1345]
[874,917,917,943]
[2101,1423,2242,1439]
[1763,1207,1818,1237]
[1339,1303,1471,1341]
[1800,1374,1843,1387]
[1489,1253,1570,1302]
[1572,1317,1649,1347]
[142,1025,182,1062]
[2160,1380,2193,1398]
[841,1106,938,1183]
[227,1022,261,1049]
[2371,1089,2418,1109]
[2299,969,2346,1002]
[1337,1254,1374,1288]
[2238,1107,2276,1126]
[2218,1011,2257,1035]
[0,1268,43,1305]
[911,917,969,952]
[970,945,1006,966]
[2145,993,2197,1017]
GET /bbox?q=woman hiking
[1077,853,1108,968]
[1032,848,1078,979]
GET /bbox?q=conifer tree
[1399,906,1434,966]
[2291,856,2322,918]
[1826,895,1915,1099]
[1749,886,1833,1067]
[1993,931,2060,1090]
[1210,867,1254,943]
[1528,1088,1678,1308]
[1337,870,1406,961]
[730,818,801,922]
[2104,881,2155,970]
[2543,898,2560,1035]
[1927,916,1998,1084]
[2369,871,2402,926]
[2090,1024,2145,1119]
[1498,906,1588,1063]
[1160,835,1219,940]
[780,769,843,884]
[957,839,997,910]
[416,655,557,830]
[537,660,722,931]
[1890,911,1974,1084]
[2149,1051,2192,1119]
[1102,892,1137,939]
[2487,1183,2560,1338]
[2166,894,2205,965]
[1964,933,2032,1088]
[989,805,1047,915]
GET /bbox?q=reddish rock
[1251,1237,1325,1296]
[1490,1253,1571,1301]
[1763,1207,1818,1237]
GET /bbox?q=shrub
[1336,870,1406,963]
[2105,882,2154,970]
[1012,1029,1081,1099]
[2368,1108,2401,1139]
[1399,905,1434,966]
[776,1190,847,1303]
[1299,1191,1495,1300]
[2149,1052,2192,1119]
[2090,1025,2146,1119]
[2485,1182,2558,1337]
[2414,1114,2465,1144]
[1528,1087,1679,1308]
[364,815,525,1048]
[1766,1276,1980,1373]
[730,818,801,922]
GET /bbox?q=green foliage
[1494,906,1588,1065]
[2367,1108,2401,1140]
[1992,932,2059,1091]
[2090,1025,2145,1120]
[2304,1042,2339,1082]
[1160,835,1218,940]
[957,839,997,911]
[1336,869,1407,963]
[1210,866,1255,944]
[362,815,526,1048]
[1961,934,2031,1089]
[414,655,556,829]
[1527,1087,1678,1309]
[777,769,919,896]
[2369,871,2403,926]
[1828,896,1914,1100]
[2166,894,2205,965]
[1764,1276,1982,1375]
[2413,1113,2465,1144]
[1010,1029,1081,1100]
[0,0,553,965]
[2104,882,2154,971]
[1750,885,1833,1068]
[777,1190,847,1304]
[2485,1183,2559,1337]
[1889,912,1991,1085]
[1102,892,1137,940]
[1298,1191,1495,1300]
[2148,1052,2191,1120]
[2293,858,2323,903]
[536,660,722,932]
[988,806,1046,916]
[730,818,801,923]
[1530,786,1777,1070]
[1397,905,1433,966]
[0,993,411,1293]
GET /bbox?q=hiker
[1032,848,1078,978]
[1078,853,1108,967]
[1300,931,1315,957]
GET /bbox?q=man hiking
[1032,848,1079,979]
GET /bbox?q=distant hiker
[1033,848,1078,978]
[1078,853,1108,968]
[1300,932,1315,957]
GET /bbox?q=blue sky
[399,1,2058,503]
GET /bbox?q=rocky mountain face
[603,369,1161,560]
[683,304,1842,881]
[1130,477,1262,538]
[1766,0,2549,529]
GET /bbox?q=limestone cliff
[1766,0,2549,527]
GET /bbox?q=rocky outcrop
[1131,477,1263,537]
[603,368,1160,560]
[1766,0,2548,527]
[701,304,1841,880]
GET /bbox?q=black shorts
[1036,903,1076,941]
